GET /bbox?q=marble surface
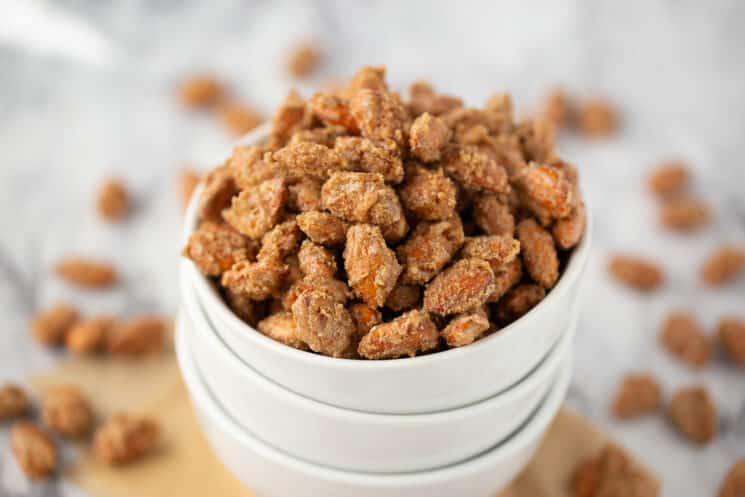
[1,1,745,495]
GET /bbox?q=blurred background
[1,1,744,495]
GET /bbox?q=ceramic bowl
[176,316,573,497]
[181,123,590,414]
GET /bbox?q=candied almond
[287,177,323,212]
[516,118,557,164]
[230,146,283,190]
[0,384,30,421]
[297,210,348,246]
[718,458,745,497]
[225,289,265,326]
[65,315,115,355]
[183,221,255,276]
[358,309,439,359]
[335,136,404,184]
[223,177,286,240]
[290,126,346,147]
[442,144,509,193]
[291,288,355,357]
[669,386,717,445]
[461,235,520,273]
[93,412,159,465]
[298,240,337,278]
[96,178,130,222]
[218,100,263,135]
[408,81,463,117]
[321,172,405,238]
[55,257,118,289]
[495,283,545,324]
[31,302,79,346]
[398,165,457,221]
[385,283,421,312]
[308,92,357,131]
[514,162,574,223]
[345,65,388,97]
[553,199,587,250]
[287,42,321,78]
[718,316,745,368]
[659,311,711,369]
[272,141,345,180]
[578,98,618,137]
[177,168,200,210]
[473,193,515,237]
[257,312,306,350]
[423,258,495,316]
[611,374,661,420]
[199,163,237,221]
[608,255,664,291]
[488,258,523,303]
[517,218,559,289]
[648,161,689,197]
[178,75,224,108]
[349,303,382,337]
[409,112,451,162]
[701,245,745,286]
[282,277,351,311]
[660,196,710,232]
[571,444,659,497]
[271,90,311,145]
[42,385,94,438]
[343,224,402,307]
[397,217,464,285]
[441,310,491,347]
[256,220,301,263]
[349,88,409,147]
[222,259,288,301]
[107,315,167,356]
[11,422,57,479]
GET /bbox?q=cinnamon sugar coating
[185,65,586,358]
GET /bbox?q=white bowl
[177,317,572,497]
[182,123,590,414]
[178,274,575,472]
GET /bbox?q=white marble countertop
[1,1,744,495]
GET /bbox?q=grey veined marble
[1,1,744,496]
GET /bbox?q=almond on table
[65,315,115,355]
[648,160,689,197]
[571,444,659,497]
[608,255,664,291]
[218,100,263,135]
[659,195,710,232]
[178,75,224,108]
[0,384,30,421]
[96,178,130,222]
[701,245,745,286]
[107,315,167,356]
[669,385,717,445]
[286,42,321,78]
[42,385,94,438]
[577,98,618,138]
[719,458,745,497]
[55,257,118,289]
[718,316,745,368]
[31,302,79,346]
[93,412,159,465]
[659,311,711,369]
[183,65,587,358]
[11,422,57,479]
[611,373,661,420]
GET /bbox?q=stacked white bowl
[176,125,590,497]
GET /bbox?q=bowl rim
[176,313,572,484]
[182,122,591,370]
[180,266,576,422]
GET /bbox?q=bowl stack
[176,128,590,497]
